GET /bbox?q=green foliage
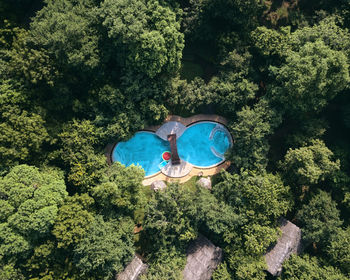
[101,0,184,78]
[168,77,208,114]
[281,254,348,280]
[0,263,25,280]
[23,239,85,280]
[73,215,134,280]
[92,163,146,221]
[228,99,281,171]
[268,40,349,115]
[212,262,231,280]
[186,0,265,52]
[326,227,350,274]
[251,26,289,57]
[1,1,350,279]
[214,170,292,226]
[0,25,58,86]
[140,247,186,280]
[59,120,107,189]
[142,184,200,250]
[296,191,342,244]
[52,194,95,249]
[233,255,267,280]
[0,165,67,262]
[290,16,350,59]
[86,84,144,143]
[281,139,340,187]
[286,118,329,148]
[30,0,100,70]
[142,183,244,252]
[208,51,258,115]
[0,82,50,169]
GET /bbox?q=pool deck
[161,160,193,178]
[155,121,186,140]
[147,114,228,132]
[142,160,231,186]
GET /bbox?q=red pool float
[162,151,172,161]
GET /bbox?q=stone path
[146,114,228,132]
[161,160,193,178]
[142,161,231,186]
[155,121,186,140]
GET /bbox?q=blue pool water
[112,132,170,176]
[177,122,231,167]
[112,122,232,177]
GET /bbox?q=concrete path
[155,121,186,141]
[161,160,193,178]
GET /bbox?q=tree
[296,191,342,245]
[326,227,350,275]
[0,263,25,280]
[213,170,292,226]
[59,120,107,189]
[0,82,50,169]
[0,165,67,262]
[282,254,348,280]
[228,99,281,171]
[142,183,244,253]
[52,194,95,249]
[251,26,289,57]
[290,16,350,59]
[280,139,340,187]
[30,0,100,71]
[268,40,349,115]
[0,25,58,87]
[100,0,184,78]
[212,262,231,280]
[167,77,208,114]
[92,162,146,221]
[208,51,258,115]
[142,184,200,251]
[73,216,134,280]
[140,247,186,280]
[184,0,265,53]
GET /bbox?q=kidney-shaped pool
[112,121,232,177]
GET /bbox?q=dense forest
[0,0,350,279]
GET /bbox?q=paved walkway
[147,114,228,132]
[142,161,231,186]
[155,121,186,140]
[161,160,193,178]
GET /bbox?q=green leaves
[92,163,146,220]
[268,40,349,115]
[281,139,340,187]
[101,0,184,78]
[0,165,67,261]
[59,120,107,189]
[0,82,50,169]
[326,227,350,275]
[52,194,95,249]
[296,191,342,244]
[73,215,134,279]
[30,0,100,70]
[214,170,292,225]
[228,99,281,171]
[282,254,348,280]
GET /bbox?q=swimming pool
[112,121,232,177]
[177,122,231,167]
[112,132,170,176]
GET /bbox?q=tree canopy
[1,0,350,279]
